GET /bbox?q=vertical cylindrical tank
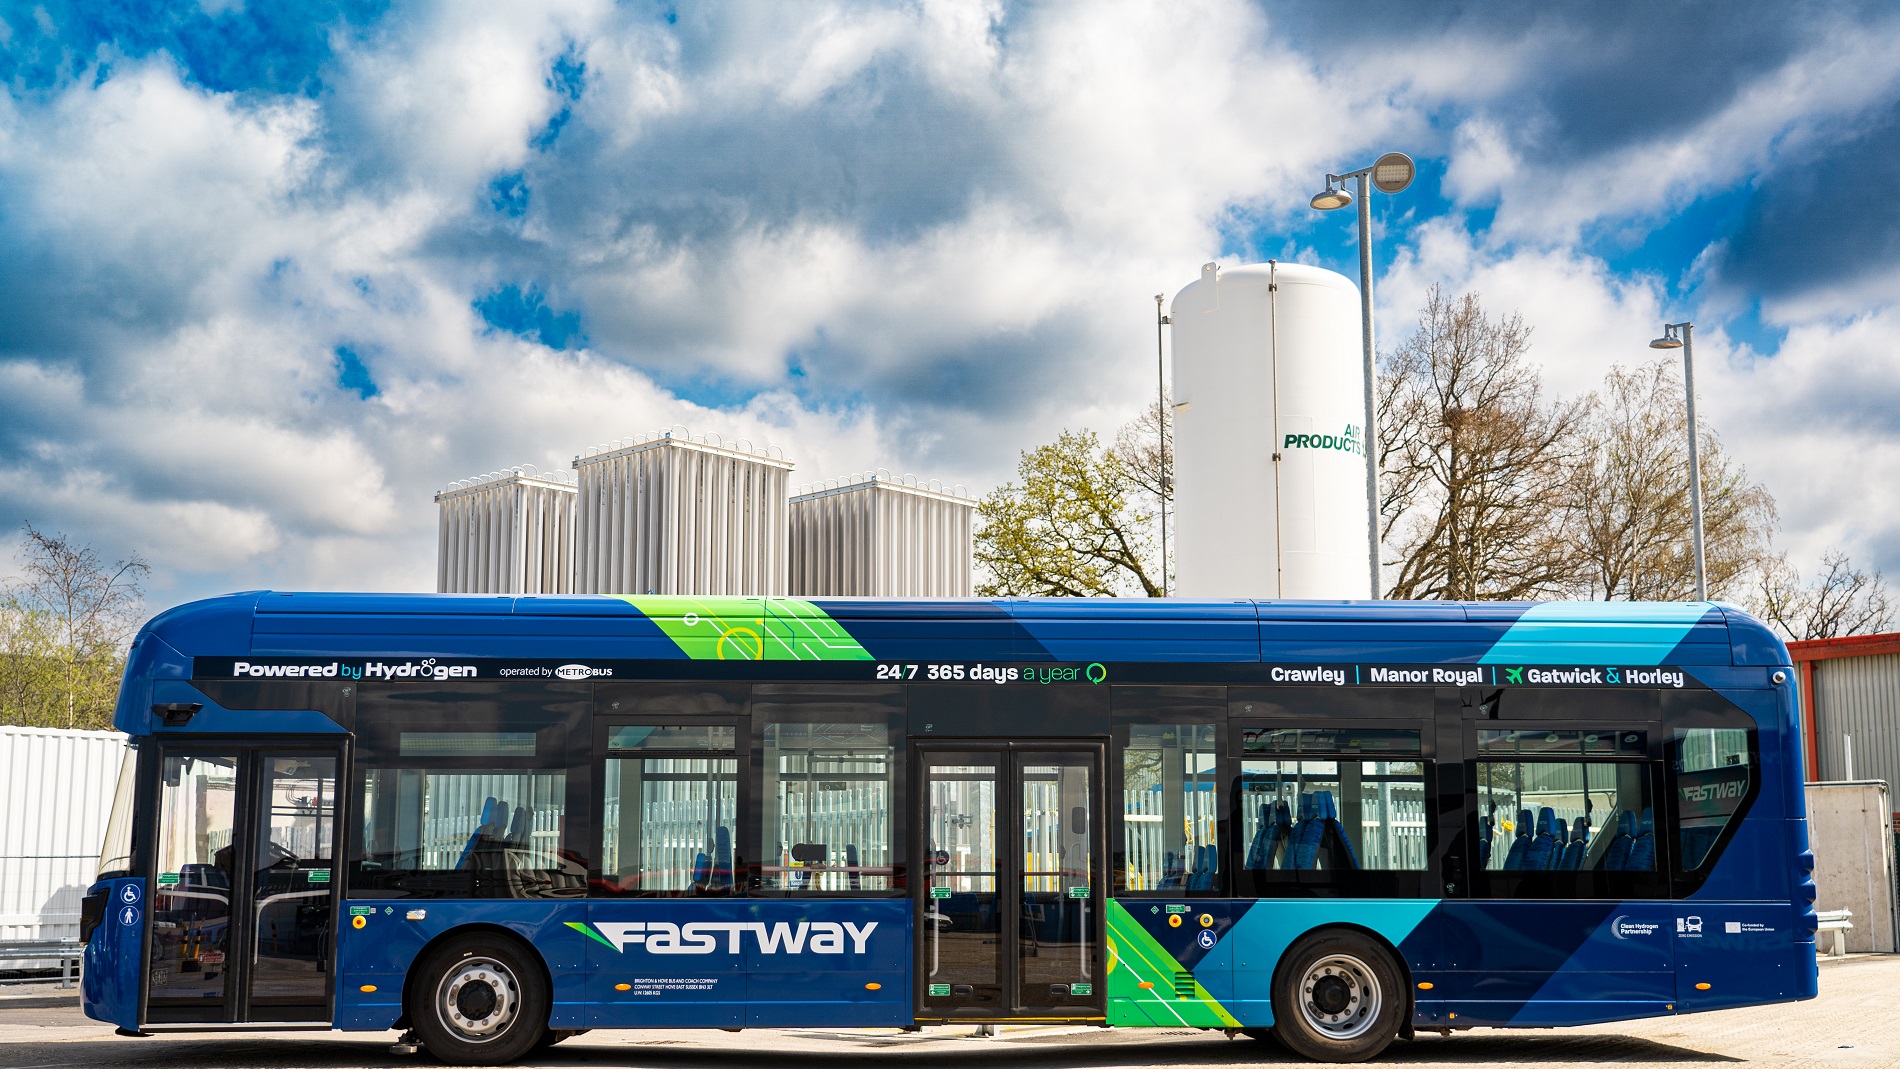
[1169,261,1370,599]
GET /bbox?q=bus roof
[131,590,1787,669]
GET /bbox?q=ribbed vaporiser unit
[434,467,577,593]
[572,430,794,596]
[788,473,974,597]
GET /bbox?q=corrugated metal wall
[573,431,792,596]
[435,468,576,594]
[0,726,129,943]
[1813,652,1900,786]
[788,475,974,597]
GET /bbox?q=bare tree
[2,526,149,729]
[1570,361,1777,600]
[1378,287,1593,600]
[1750,549,1894,641]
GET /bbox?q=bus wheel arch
[1268,924,1409,1063]
[400,924,552,1065]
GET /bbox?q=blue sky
[3,1,1899,606]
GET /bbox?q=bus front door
[915,744,1104,1021]
[147,746,340,1025]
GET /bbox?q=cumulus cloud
[1,0,1898,605]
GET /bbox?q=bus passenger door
[244,751,341,1022]
[145,746,341,1026]
[915,744,1105,1021]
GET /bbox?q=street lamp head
[1311,181,1353,211]
[1649,323,1684,350]
[1371,152,1416,194]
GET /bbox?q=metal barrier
[1817,908,1855,957]
[0,940,82,989]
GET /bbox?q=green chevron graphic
[616,596,874,661]
[1106,900,1240,1027]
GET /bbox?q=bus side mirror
[155,702,202,727]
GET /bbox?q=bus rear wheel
[409,933,549,1065]
[1269,929,1403,1063]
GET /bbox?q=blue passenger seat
[1247,801,1293,870]
[1159,850,1184,888]
[1626,809,1656,871]
[458,797,500,869]
[1522,807,1558,870]
[1282,794,1324,870]
[505,805,529,846]
[1600,812,1636,871]
[1188,844,1217,890]
[1314,791,1359,870]
[710,826,733,891]
[1560,817,1589,870]
[1502,808,1534,870]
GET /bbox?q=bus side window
[1469,728,1666,899]
[1119,723,1222,893]
[1668,727,1756,872]
[351,681,587,900]
[1112,686,1226,896]
[597,724,741,897]
[752,684,903,895]
[1237,728,1429,885]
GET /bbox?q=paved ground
[0,955,1890,1069]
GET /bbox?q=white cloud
[2,0,1898,610]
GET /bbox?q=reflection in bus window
[761,723,894,892]
[1240,759,1427,871]
[1670,727,1755,870]
[1475,729,1655,873]
[1120,725,1219,891]
[355,769,576,897]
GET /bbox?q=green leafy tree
[0,526,148,730]
[975,428,1162,597]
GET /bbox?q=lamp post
[1311,151,1415,600]
[1156,293,1170,597]
[1649,322,1708,601]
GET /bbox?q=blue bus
[80,592,1817,1062]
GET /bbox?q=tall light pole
[1156,293,1171,597]
[1649,322,1708,601]
[1311,151,1415,600]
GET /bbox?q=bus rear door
[914,743,1105,1022]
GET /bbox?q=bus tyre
[409,933,549,1065]
[1270,930,1403,1063]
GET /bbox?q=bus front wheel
[1269,929,1403,1063]
[408,932,549,1065]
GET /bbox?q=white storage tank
[1169,261,1370,599]
[435,467,577,594]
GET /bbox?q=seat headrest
[1517,809,1534,837]
[1315,791,1337,820]
[1619,811,1637,835]
[1299,793,1317,819]
[1274,799,1293,825]
[1572,816,1590,836]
